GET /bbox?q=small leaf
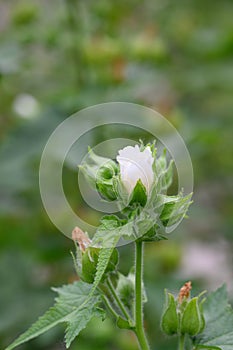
[92,216,126,246]
[159,192,193,227]
[116,272,134,312]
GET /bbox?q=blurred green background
[0,0,233,349]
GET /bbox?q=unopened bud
[180,297,204,336]
[72,227,119,284]
[178,281,192,304]
[80,149,119,201]
[72,227,91,252]
[161,290,178,335]
[81,247,119,284]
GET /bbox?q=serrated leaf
[88,232,120,296]
[100,215,126,230]
[6,230,120,350]
[65,307,105,348]
[194,285,233,350]
[92,215,126,246]
[5,281,103,350]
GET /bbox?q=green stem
[102,295,120,319]
[178,334,185,350]
[135,241,150,350]
[106,277,132,322]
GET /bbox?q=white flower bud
[116,145,154,195]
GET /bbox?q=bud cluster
[161,281,205,337]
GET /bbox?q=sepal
[159,192,193,227]
[161,290,179,335]
[180,297,204,336]
[129,179,147,207]
[160,282,206,339]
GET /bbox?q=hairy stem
[134,241,150,350]
[102,295,119,319]
[106,277,132,321]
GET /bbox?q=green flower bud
[72,227,118,284]
[80,148,118,201]
[180,297,204,336]
[161,282,206,338]
[96,160,119,201]
[161,290,179,335]
[81,247,119,284]
[116,145,154,201]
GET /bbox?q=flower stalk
[178,334,185,350]
[134,241,150,350]
[106,277,132,322]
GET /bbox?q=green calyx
[180,297,205,336]
[80,148,119,201]
[161,286,206,338]
[96,163,118,201]
[129,179,147,207]
[81,247,119,284]
[161,291,179,335]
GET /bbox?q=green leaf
[194,285,233,350]
[100,215,126,230]
[7,232,120,350]
[92,215,126,246]
[5,281,104,350]
[116,272,134,312]
[159,192,193,227]
[65,307,105,348]
[91,244,117,288]
[89,232,120,297]
[154,150,173,192]
[116,271,147,310]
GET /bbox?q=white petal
[117,144,154,195]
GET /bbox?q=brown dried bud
[72,227,91,252]
[178,281,192,304]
